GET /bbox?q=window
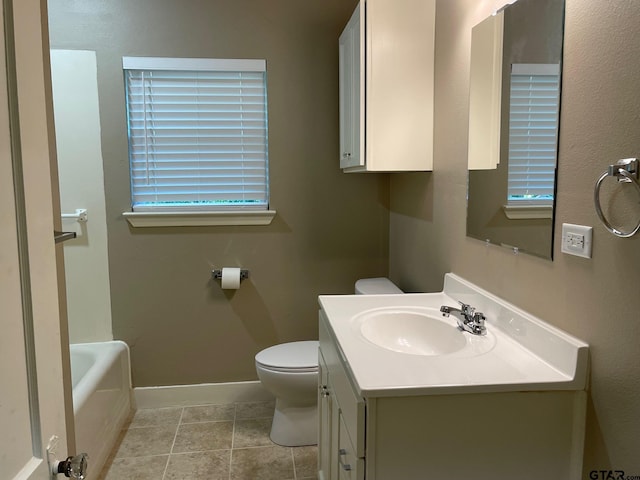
[122,57,271,225]
[507,63,560,207]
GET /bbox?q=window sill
[123,210,276,227]
[502,204,553,220]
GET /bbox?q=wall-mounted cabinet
[339,0,435,172]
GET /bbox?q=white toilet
[255,341,319,446]
[355,277,403,295]
[255,277,402,447]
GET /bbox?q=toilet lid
[255,341,319,370]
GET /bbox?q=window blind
[123,57,269,211]
[507,63,560,205]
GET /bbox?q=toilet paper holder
[211,269,249,281]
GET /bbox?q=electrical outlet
[561,223,593,258]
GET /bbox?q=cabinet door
[339,2,364,169]
[337,413,365,480]
[318,350,332,480]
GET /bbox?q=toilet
[355,277,403,295]
[255,277,402,446]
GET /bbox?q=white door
[0,0,71,479]
[338,2,364,170]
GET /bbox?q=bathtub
[70,341,133,479]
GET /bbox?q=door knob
[54,453,88,479]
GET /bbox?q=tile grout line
[161,406,185,480]
[291,447,297,480]
[229,402,238,480]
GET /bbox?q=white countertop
[318,274,589,397]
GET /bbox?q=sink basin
[357,309,467,356]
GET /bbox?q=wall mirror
[466,0,565,259]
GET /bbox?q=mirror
[466,0,565,259]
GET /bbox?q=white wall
[51,49,112,343]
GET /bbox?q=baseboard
[133,380,274,409]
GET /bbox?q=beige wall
[48,0,389,387]
[390,0,640,471]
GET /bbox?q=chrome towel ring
[594,158,640,238]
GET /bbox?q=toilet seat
[255,340,318,372]
[257,364,317,373]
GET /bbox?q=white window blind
[507,63,560,205]
[123,57,269,212]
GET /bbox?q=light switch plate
[561,223,593,258]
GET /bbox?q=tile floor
[98,401,317,480]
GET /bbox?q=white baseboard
[133,380,274,409]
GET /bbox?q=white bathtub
[70,341,133,479]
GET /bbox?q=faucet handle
[457,301,475,315]
[471,312,486,334]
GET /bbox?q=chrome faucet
[440,301,486,335]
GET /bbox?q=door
[318,350,332,480]
[339,2,364,170]
[0,0,71,479]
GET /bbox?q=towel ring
[594,158,640,238]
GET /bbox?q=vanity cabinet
[318,309,587,480]
[338,0,435,172]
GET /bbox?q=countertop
[318,274,589,397]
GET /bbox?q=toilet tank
[355,277,403,294]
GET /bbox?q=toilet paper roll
[221,267,241,289]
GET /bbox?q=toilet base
[269,399,318,447]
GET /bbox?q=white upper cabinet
[339,0,436,172]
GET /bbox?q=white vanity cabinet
[338,0,435,172]
[318,301,588,480]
